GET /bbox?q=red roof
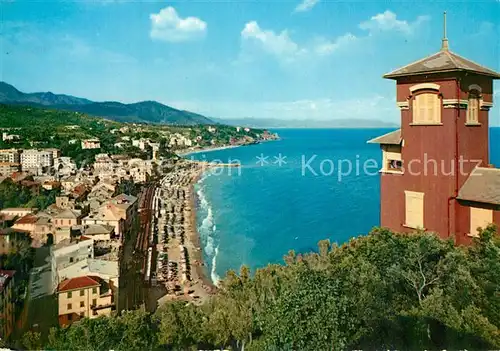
[57,276,100,292]
[72,184,89,196]
[15,214,38,225]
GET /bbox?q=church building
[369,13,500,245]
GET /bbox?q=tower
[369,13,500,243]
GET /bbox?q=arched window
[467,90,480,125]
[412,92,441,124]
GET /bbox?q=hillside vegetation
[19,226,500,350]
[0,104,265,167]
[0,82,213,125]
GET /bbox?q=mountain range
[0,82,213,125]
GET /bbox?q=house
[56,258,118,288]
[12,214,53,247]
[82,194,137,237]
[52,209,82,229]
[0,208,37,219]
[56,275,114,326]
[83,224,115,241]
[70,184,90,202]
[61,175,78,193]
[0,270,16,340]
[82,208,125,238]
[368,13,500,245]
[42,180,61,190]
[81,139,101,150]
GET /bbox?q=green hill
[0,82,214,125]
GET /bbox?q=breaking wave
[196,180,220,284]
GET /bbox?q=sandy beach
[154,160,218,307]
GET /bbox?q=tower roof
[384,12,500,80]
[367,129,401,145]
[383,50,500,79]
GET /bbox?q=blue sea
[190,128,500,283]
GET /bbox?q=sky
[1,0,499,125]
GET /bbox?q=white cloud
[315,33,357,56]
[294,0,320,13]
[241,21,305,60]
[149,6,207,43]
[359,10,429,34]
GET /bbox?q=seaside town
[0,111,278,344]
[2,2,500,349]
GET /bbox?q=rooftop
[84,224,115,236]
[384,12,500,79]
[458,167,500,206]
[367,129,402,145]
[110,193,138,209]
[53,236,93,250]
[57,275,100,293]
[53,209,81,219]
[384,13,500,80]
[15,214,38,225]
[384,50,500,79]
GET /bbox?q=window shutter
[470,207,492,236]
[405,191,424,228]
[413,94,440,124]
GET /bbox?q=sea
[189,128,500,283]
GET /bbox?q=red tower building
[369,13,500,245]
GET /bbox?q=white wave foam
[196,180,220,285]
[211,246,220,284]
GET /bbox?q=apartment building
[57,275,113,326]
[21,149,54,173]
[0,149,21,163]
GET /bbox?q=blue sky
[1,0,499,124]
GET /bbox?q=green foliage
[29,226,500,350]
[21,331,41,350]
[46,309,158,351]
[0,178,59,210]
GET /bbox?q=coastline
[177,144,242,157]
[177,137,280,157]
[188,167,218,294]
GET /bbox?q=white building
[168,133,192,147]
[50,237,94,292]
[2,132,20,141]
[21,149,54,172]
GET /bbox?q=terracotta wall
[380,73,494,242]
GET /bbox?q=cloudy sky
[1,0,499,124]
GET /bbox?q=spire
[441,11,449,51]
